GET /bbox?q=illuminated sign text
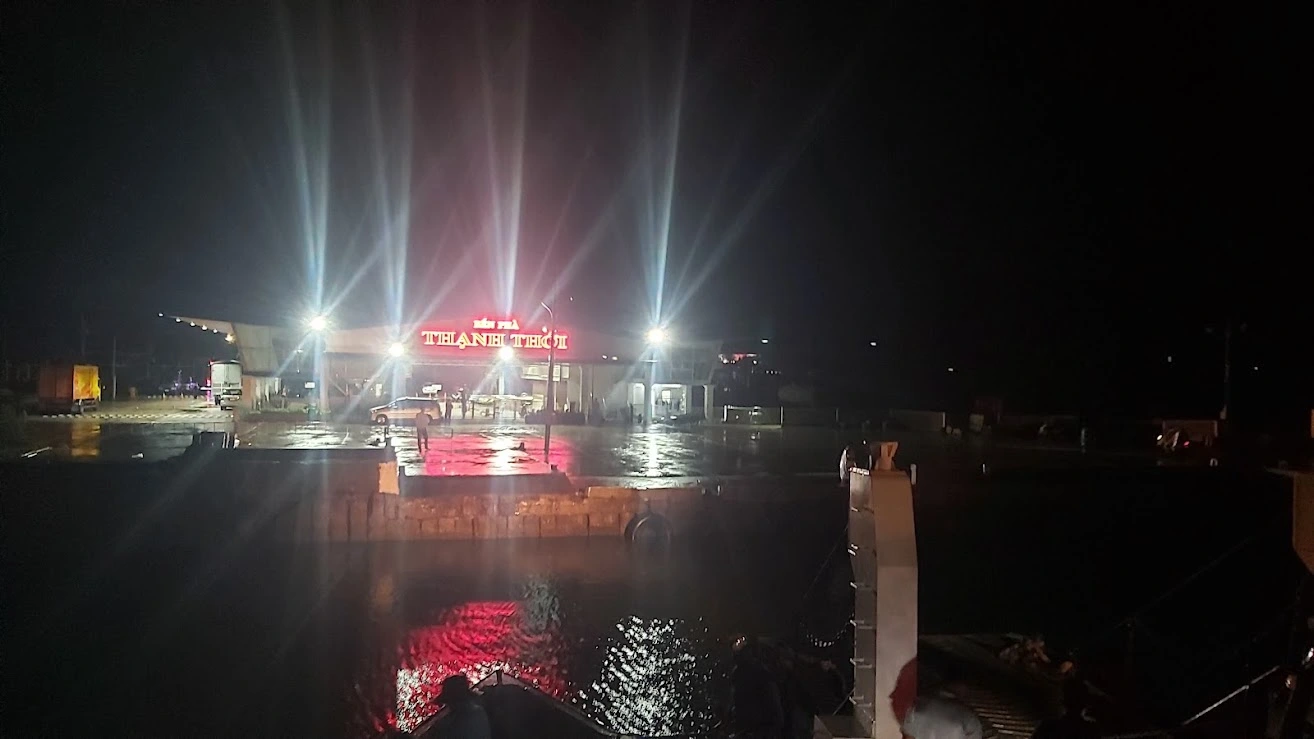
[419,317,568,352]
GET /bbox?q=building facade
[177,313,721,422]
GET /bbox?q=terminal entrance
[403,359,564,422]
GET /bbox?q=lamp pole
[307,315,330,419]
[541,301,556,457]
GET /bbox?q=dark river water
[4,531,850,737]
[2,456,1298,737]
[352,537,848,736]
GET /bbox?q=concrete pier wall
[0,446,841,550]
[303,477,829,543]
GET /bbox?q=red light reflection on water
[389,601,569,732]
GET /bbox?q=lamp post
[541,301,556,457]
[307,314,330,418]
[645,327,668,427]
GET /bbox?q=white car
[370,397,439,426]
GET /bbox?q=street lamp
[541,301,557,457]
[307,314,329,332]
[388,342,406,358]
[646,326,668,346]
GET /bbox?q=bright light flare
[498,346,515,362]
[307,314,329,332]
[646,327,668,346]
[388,342,406,358]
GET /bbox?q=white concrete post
[847,442,918,739]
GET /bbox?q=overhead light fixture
[646,327,668,346]
[307,315,329,332]
[388,342,406,358]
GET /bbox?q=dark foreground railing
[410,669,729,739]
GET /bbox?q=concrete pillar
[642,381,652,426]
[583,364,592,423]
[703,383,714,421]
[316,344,329,411]
[643,357,656,425]
[568,364,582,412]
[846,444,917,739]
[378,460,399,495]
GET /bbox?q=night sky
[3,2,1309,417]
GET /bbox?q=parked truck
[209,360,242,409]
[38,364,100,415]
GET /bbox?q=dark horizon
[3,1,1309,419]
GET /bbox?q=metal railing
[1077,518,1302,727]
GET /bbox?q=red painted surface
[891,657,917,730]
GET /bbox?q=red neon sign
[418,317,568,351]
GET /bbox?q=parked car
[370,397,439,426]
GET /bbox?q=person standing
[415,407,431,452]
[444,395,454,424]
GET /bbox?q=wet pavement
[237,421,852,478]
[235,420,1161,478]
[13,421,233,461]
[3,399,232,461]
[8,407,1165,478]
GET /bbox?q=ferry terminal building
[178,313,722,422]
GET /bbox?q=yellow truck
[38,364,100,414]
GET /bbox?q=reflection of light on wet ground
[645,432,660,476]
[230,421,862,478]
[382,426,579,477]
[70,423,100,458]
[391,601,570,732]
[15,421,227,461]
[575,616,720,735]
